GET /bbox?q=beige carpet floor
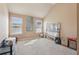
[15,38,77,55]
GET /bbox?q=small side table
[68,36,77,50]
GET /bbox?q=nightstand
[68,36,77,50]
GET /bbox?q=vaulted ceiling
[7,3,56,18]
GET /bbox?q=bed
[45,23,61,40]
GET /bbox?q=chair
[0,40,12,55]
[0,45,12,55]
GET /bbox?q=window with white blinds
[10,16,22,35]
[33,17,42,33]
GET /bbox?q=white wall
[7,3,55,18]
[0,4,8,42]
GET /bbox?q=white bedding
[46,32,59,40]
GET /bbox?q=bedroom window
[33,17,42,33]
[10,16,22,35]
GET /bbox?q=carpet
[15,38,77,55]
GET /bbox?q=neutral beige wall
[0,4,8,41]
[9,13,43,41]
[77,4,79,55]
[9,13,43,35]
[44,4,77,46]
